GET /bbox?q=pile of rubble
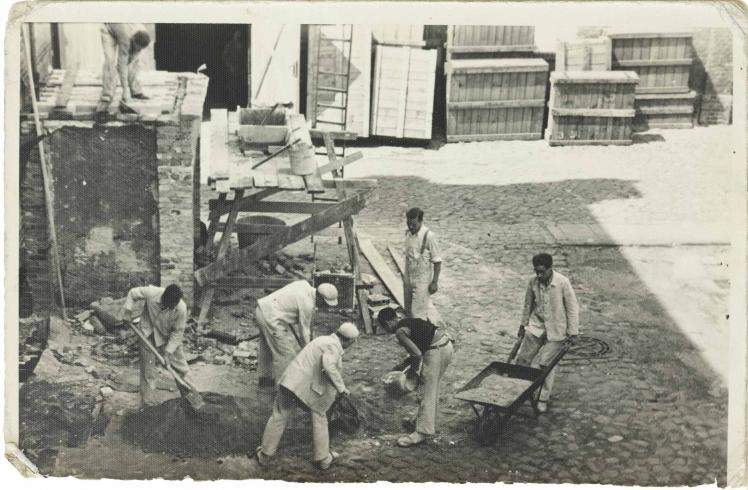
[19,315,50,382]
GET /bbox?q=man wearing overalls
[403,207,442,321]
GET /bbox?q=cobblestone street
[38,126,734,484]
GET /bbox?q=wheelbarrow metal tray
[455,361,543,413]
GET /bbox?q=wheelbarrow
[455,343,569,445]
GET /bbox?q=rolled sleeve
[123,286,148,317]
[427,233,442,263]
[164,302,187,354]
[520,279,535,326]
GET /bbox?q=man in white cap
[255,280,339,387]
[255,322,359,470]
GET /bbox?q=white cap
[337,322,359,340]
[317,283,338,306]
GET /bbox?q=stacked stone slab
[20,69,208,313]
[610,32,697,129]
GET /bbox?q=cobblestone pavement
[40,127,732,483]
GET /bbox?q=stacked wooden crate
[370,26,438,140]
[610,32,697,129]
[446,26,536,59]
[556,37,612,71]
[446,58,548,142]
[548,71,639,146]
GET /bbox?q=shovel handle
[127,322,194,391]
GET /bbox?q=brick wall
[19,72,208,312]
[692,28,733,125]
[155,74,208,307]
[20,121,53,314]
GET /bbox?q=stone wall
[692,28,733,125]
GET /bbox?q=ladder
[312,24,354,159]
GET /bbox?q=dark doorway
[154,24,249,111]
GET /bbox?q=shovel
[507,326,525,364]
[127,322,205,411]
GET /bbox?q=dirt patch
[121,393,260,458]
[19,380,100,472]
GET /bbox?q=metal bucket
[288,142,317,176]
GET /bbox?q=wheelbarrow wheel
[476,407,501,446]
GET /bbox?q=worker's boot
[254,447,271,466]
[132,93,149,100]
[94,100,110,123]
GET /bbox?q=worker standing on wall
[122,284,190,408]
[255,280,339,388]
[96,23,151,117]
[403,207,442,321]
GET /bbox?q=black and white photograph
[4,0,747,485]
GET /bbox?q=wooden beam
[214,276,295,289]
[387,244,443,326]
[225,222,288,235]
[210,109,230,179]
[316,151,363,176]
[309,128,359,141]
[322,178,378,189]
[195,187,377,286]
[54,66,78,108]
[209,199,334,215]
[303,174,326,193]
[207,187,284,215]
[359,238,404,309]
[197,188,245,324]
[324,132,372,334]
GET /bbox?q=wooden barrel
[446,58,548,142]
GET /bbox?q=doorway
[154,24,249,111]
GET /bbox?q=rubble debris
[82,321,96,335]
[90,297,144,331]
[121,393,260,457]
[89,315,108,335]
[100,386,114,397]
[75,310,93,323]
[19,315,50,382]
[19,380,97,471]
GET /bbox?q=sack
[328,394,361,434]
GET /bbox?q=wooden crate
[610,32,693,93]
[371,45,437,139]
[447,25,535,57]
[548,71,639,146]
[307,25,372,137]
[556,37,612,71]
[446,58,548,142]
[634,91,697,129]
[372,25,425,47]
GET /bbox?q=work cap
[317,283,339,306]
[337,322,359,340]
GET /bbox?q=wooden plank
[316,151,363,176]
[552,108,635,117]
[309,128,359,141]
[277,171,306,190]
[253,172,279,188]
[448,99,546,109]
[549,139,633,146]
[227,223,288,235]
[303,173,326,193]
[210,109,230,179]
[214,276,295,289]
[447,45,536,55]
[322,133,372,334]
[613,58,692,67]
[387,245,443,326]
[197,188,245,323]
[359,238,404,308]
[446,132,542,142]
[195,188,377,286]
[237,125,289,145]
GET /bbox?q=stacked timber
[556,37,612,71]
[610,32,697,129]
[446,58,548,142]
[370,44,438,139]
[446,26,536,59]
[372,25,425,47]
[548,71,639,146]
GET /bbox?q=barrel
[236,215,286,248]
